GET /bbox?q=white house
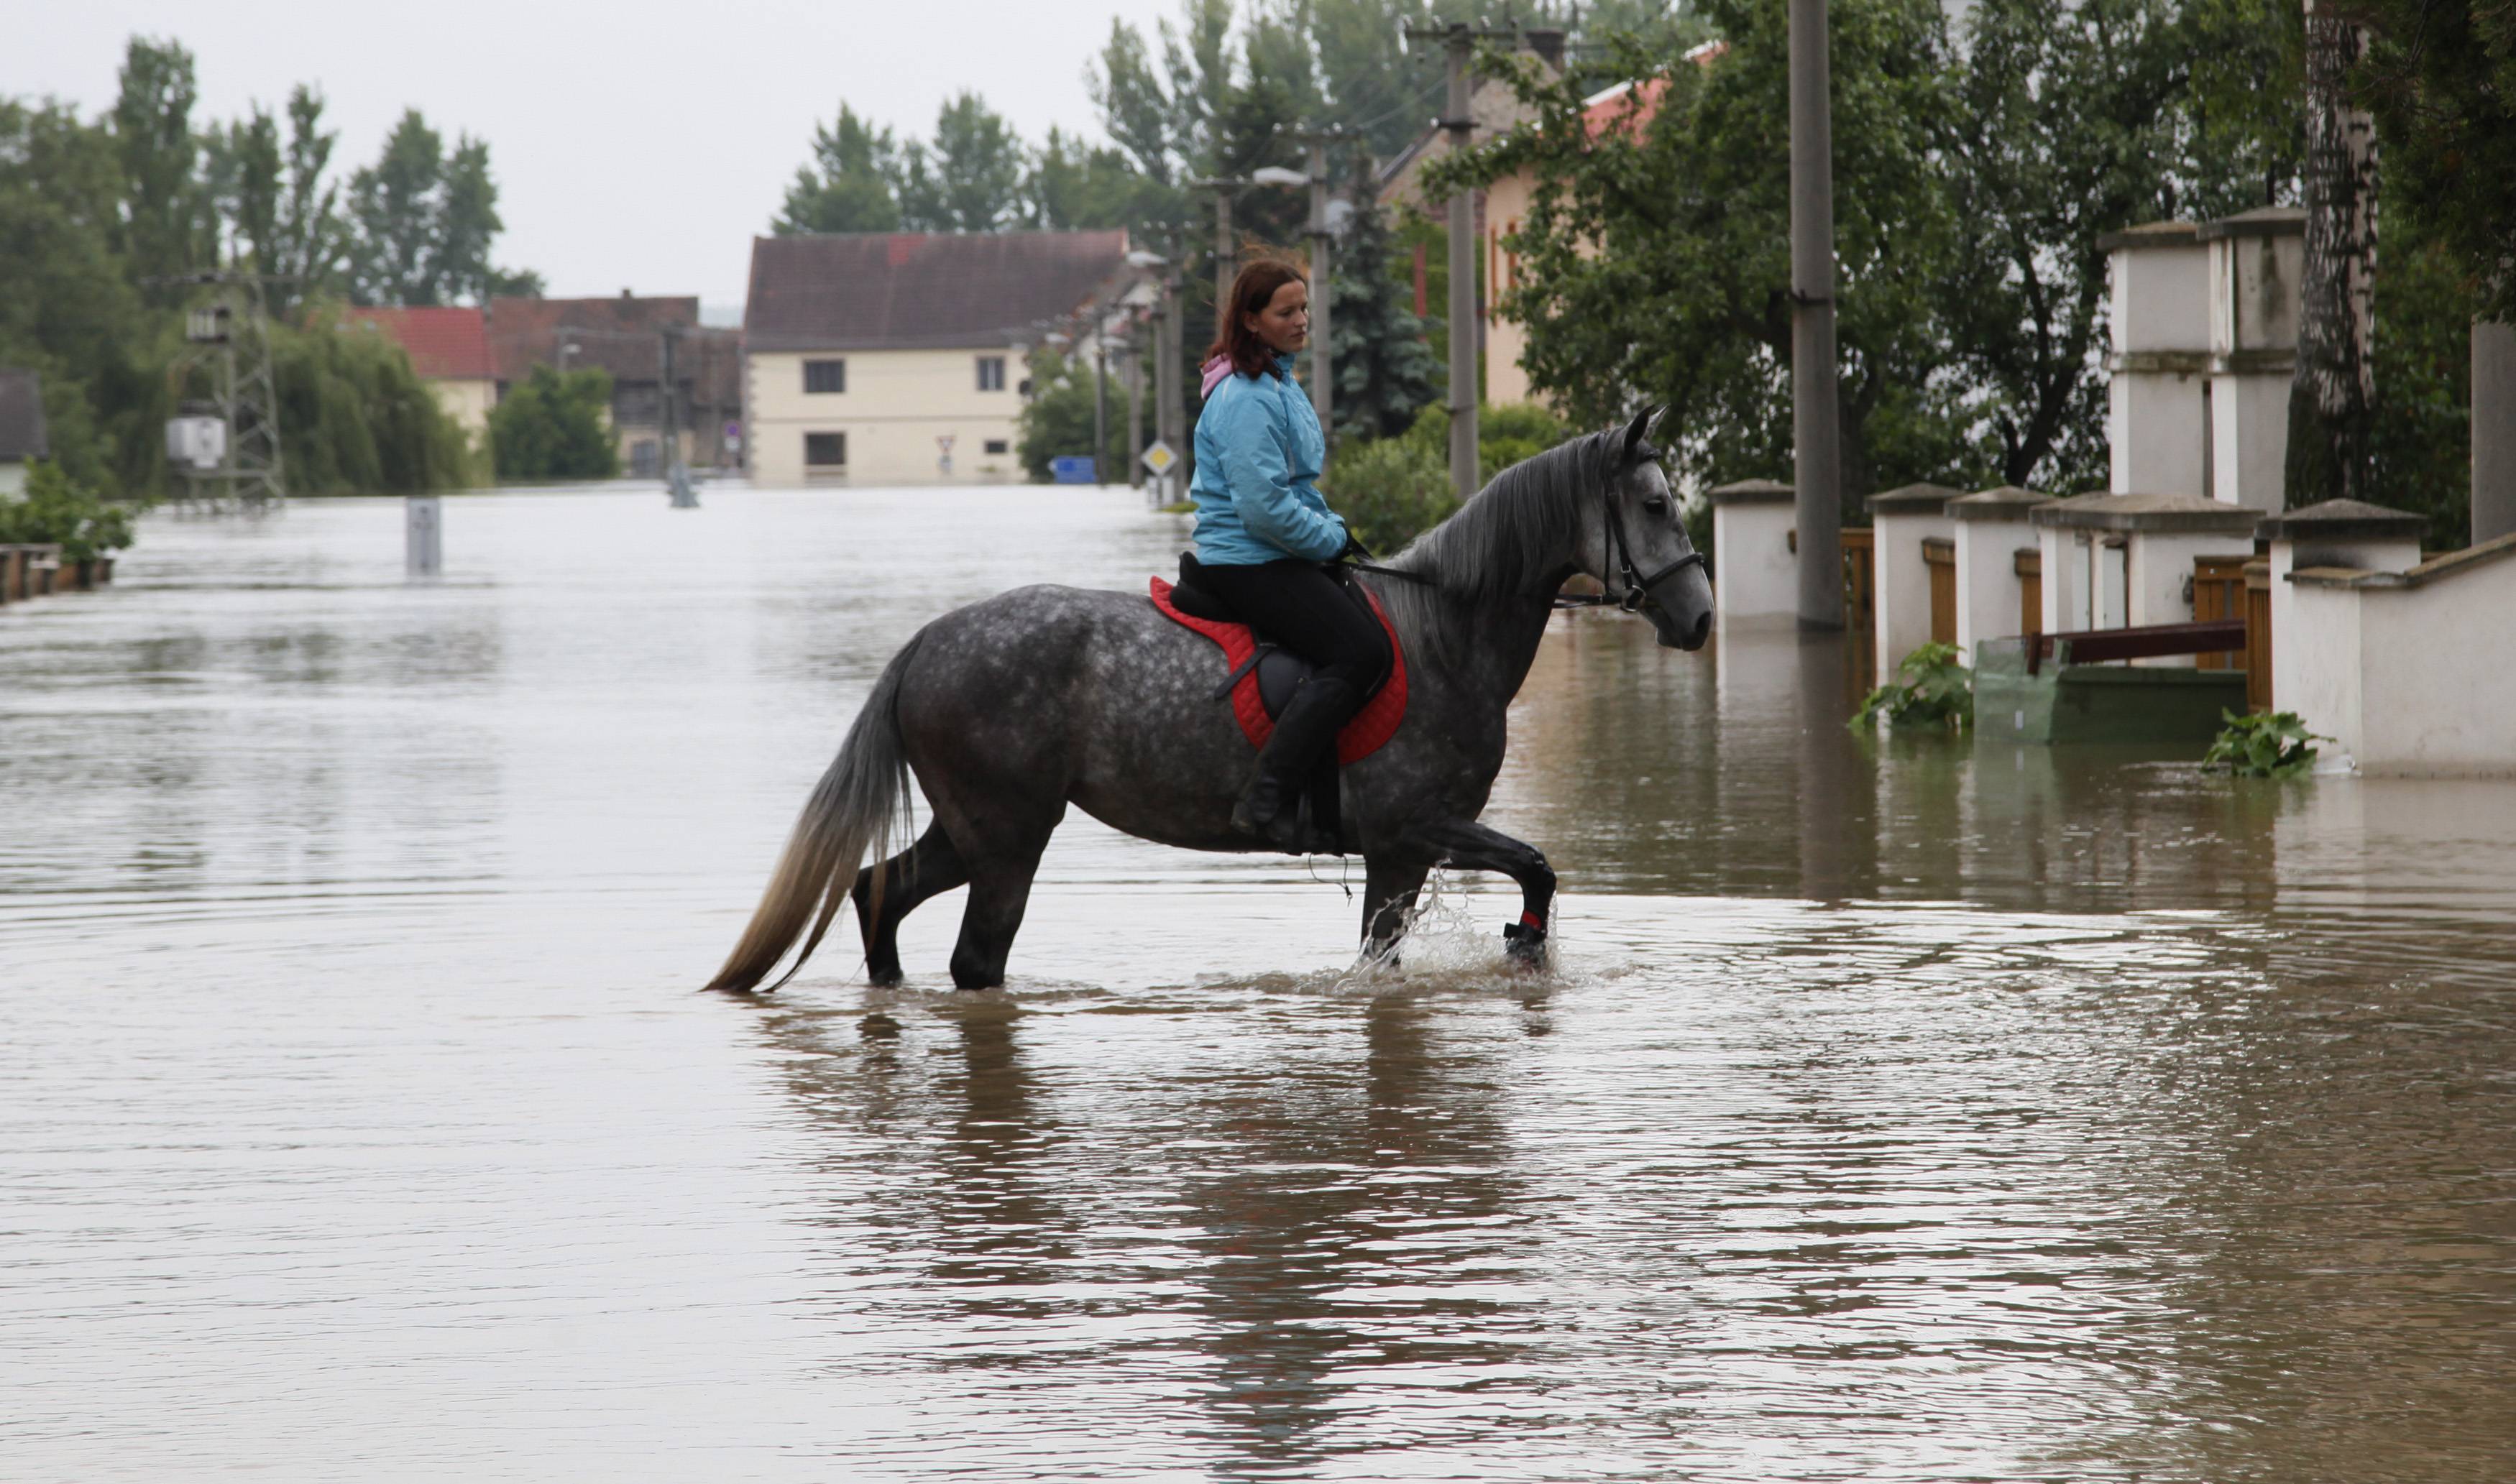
[742,230,1137,487]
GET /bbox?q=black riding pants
[1192,558,1394,704]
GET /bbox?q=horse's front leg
[1415,817,1558,967]
[1361,852,1435,962]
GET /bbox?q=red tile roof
[342,305,495,381]
[743,230,1132,352]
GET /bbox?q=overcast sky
[9,1,1186,315]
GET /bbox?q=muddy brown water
[4,485,2511,1481]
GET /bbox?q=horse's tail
[705,632,924,995]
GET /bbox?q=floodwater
[4,484,2512,1482]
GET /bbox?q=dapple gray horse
[706,408,1713,993]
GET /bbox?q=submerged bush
[0,460,136,563]
[1850,641,1973,732]
[2203,709,2323,778]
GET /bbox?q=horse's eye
[1643,497,1669,518]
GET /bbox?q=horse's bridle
[1574,481,1706,614]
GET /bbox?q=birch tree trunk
[2285,0,2378,510]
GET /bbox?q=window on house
[983,439,1009,456]
[804,359,845,394]
[976,356,1006,392]
[804,432,847,467]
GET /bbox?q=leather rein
[1344,484,1705,614]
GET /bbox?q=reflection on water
[2,486,2510,1480]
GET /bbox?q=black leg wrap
[1501,920,1548,965]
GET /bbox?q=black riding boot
[1231,675,1357,853]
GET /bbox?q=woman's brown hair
[1205,257,1308,382]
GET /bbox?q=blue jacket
[1190,354,1348,566]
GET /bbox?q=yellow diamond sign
[1140,441,1179,477]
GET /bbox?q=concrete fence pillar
[1709,479,1797,631]
[2257,499,2428,715]
[2098,221,2212,499]
[1866,481,1960,678]
[1948,487,2049,661]
[2198,208,2305,511]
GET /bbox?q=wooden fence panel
[1923,537,1956,645]
[2192,556,2250,671]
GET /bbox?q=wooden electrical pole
[1408,22,1510,502]
[1789,0,1844,628]
[1302,133,1337,438]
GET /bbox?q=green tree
[488,365,619,479]
[112,37,216,303]
[929,93,1029,231]
[252,86,349,315]
[348,109,444,304]
[345,109,533,305]
[1015,349,1134,480]
[1028,128,1162,229]
[0,98,149,487]
[2357,0,2516,319]
[434,137,503,305]
[775,103,902,234]
[275,315,477,494]
[1434,4,1973,499]
[210,105,282,277]
[1326,170,1441,440]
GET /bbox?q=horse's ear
[1621,405,1662,463]
[1653,405,1680,448]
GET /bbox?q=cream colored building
[742,230,1134,488]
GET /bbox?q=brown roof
[0,367,47,462]
[342,305,495,380]
[488,294,699,382]
[743,231,1131,352]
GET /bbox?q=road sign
[1141,441,1178,477]
[1050,455,1099,485]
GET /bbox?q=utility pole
[1408,21,1508,502]
[1159,235,1186,504]
[1127,322,1146,492]
[1093,326,1110,485]
[1297,130,1346,439]
[1789,0,1844,628]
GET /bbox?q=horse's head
[1592,407,1713,651]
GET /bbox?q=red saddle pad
[1148,576,1408,764]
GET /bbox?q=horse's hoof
[1502,921,1548,969]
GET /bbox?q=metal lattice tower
[167,272,287,510]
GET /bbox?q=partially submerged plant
[2203,709,2325,778]
[1850,641,1973,732]
[0,461,136,565]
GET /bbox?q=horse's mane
[1369,430,1612,658]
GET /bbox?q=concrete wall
[1712,499,1796,629]
[2039,527,2090,633]
[747,346,1027,487]
[1873,508,1953,676]
[2356,564,2516,772]
[1952,520,2031,658]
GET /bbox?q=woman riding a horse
[1188,258,1392,852]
